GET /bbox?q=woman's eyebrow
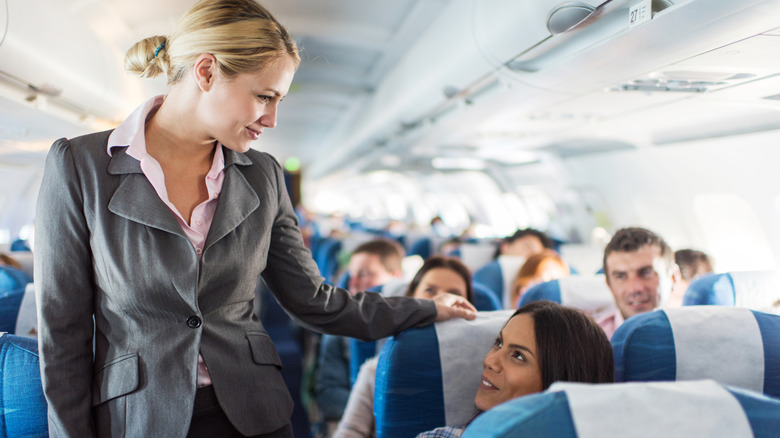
[507,343,535,358]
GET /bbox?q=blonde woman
[34,1,475,437]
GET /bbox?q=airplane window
[516,186,557,230]
[694,194,778,272]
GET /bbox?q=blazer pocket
[246,332,283,368]
[92,352,140,406]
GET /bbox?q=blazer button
[186,316,202,328]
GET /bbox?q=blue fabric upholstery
[462,382,780,438]
[472,282,500,311]
[375,324,442,438]
[314,238,342,283]
[472,261,503,306]
[0,288,25,334]
[518,279,562,306]
[612,307,780,398]
[683,273,735,305]
[410,237,432,260]
[0,334,48,438]
[374,311,513,438]
[0,267,32,292]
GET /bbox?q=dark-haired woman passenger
[417,300,614,438]
[334,256,475,438]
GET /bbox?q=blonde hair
[125,0,300,84]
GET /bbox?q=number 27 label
[629,0,652,28]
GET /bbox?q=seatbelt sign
[629,0,652,28]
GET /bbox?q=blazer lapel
[205,149,259,251]
[107,147,188,239]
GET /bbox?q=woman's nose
[483,349,501,372]
[260,103,278,128]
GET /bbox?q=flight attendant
[33,1,476,437]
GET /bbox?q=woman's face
[200,55,296,153]
[474,313,543,411]
[411,267,468,301]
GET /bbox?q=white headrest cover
[666,307,764,392]
[554,380,753,438]
[558,275,617,320]
[437,310,515,425]
[730,271,780,314]
[15,283,38,338]
[497,255,526,309]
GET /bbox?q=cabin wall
[562,129,780,272]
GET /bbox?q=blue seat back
[472,282,501,311]
[0,333,48,437]
[684,271,780,313]
[374,310,513,438]
[473,256,526,308]
[519,275,617,320]
[612,306,780,398]
[462,381,780,438]
[314,238,342,284]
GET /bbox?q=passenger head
[497,228,553,259]
[125,0,300,84]
[603,227,678,319]
[510,250,570,307]
[475,301,614,411]
[347,239,405,294]
[669,249,714,307]
[404,256,474,304]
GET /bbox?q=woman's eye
[493,337,502,348]
[425,287,437,296]
[257,95,272,103]
[512,350,526,362]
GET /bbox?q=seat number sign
[629,0,652,28]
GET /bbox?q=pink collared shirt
[108,95,224,387]
[595,309,625,341]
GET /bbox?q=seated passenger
[334,256,475,438]
[418,300,614,437]
[597,227,680,339]
[495,228,553,260]
[509,250,570,308]
[0,253,23,270]
[668,248,714,307]
[315,239,405,431]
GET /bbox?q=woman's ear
[193,54,218,92]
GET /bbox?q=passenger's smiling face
[474,313,543,411]
[411,268,468,301]
[605,244,667,319]
[199,55,295,153]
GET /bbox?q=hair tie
[154,42,166,58]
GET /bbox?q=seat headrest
[612,306,780,398]
[519,275,616,319]
[375,310,514,438]
[684,271,780,314]
[462,380,780,438]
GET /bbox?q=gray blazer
[34,130,436,437]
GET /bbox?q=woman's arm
[34,138,97,437]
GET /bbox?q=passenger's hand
[433,293,477,322]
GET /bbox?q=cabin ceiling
[1,0,780,181]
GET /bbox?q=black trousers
[187,385,293,438]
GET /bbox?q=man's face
[605,245,669,319]
[347,253,396,294]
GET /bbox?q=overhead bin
[0,0,157,130]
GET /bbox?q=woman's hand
[433,293,478,322]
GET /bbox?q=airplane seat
[518,275,617,321]
[0,266,33,335]
[0,333,48,437]
[462,380,780,438]
[256,281,310,438]
[374,310,514,438]
[612,306,780,398]
[314,237,342,284]
[472,282,501,311]
[457,242,496,273]
[409,237,433,260]
[348,280,499,384]
[472,255,526,308]
[9,239,31,252]
[683,271,780,314]
[7,251,34,279]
